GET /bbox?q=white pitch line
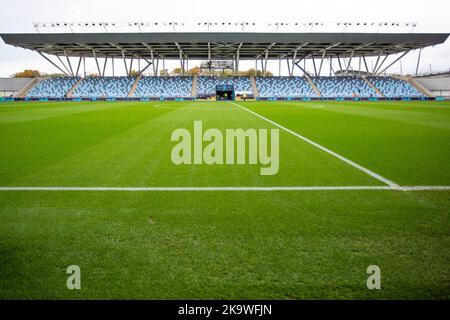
[400,186,450,191]
[230,102,399,188]
[0,186,449,191]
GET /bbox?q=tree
[159,69,169,76]
[170,67,182,75]
[187,66,201,76]
[238,68,273,77]
[129,70,140,77]
[12,70,42,78]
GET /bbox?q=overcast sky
[0,0,449,77]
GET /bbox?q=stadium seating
[72,77,134,98]
[27,77,80,98]
[256,76,316,98]
[24,75,426,99]
[367,77,425,98]
[313,76,380,98]
[197,77,253,97]
[133,76,192,98]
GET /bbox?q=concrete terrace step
[128,76,141,97]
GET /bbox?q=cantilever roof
[1,32,448,60]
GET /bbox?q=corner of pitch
[170,120,279,176]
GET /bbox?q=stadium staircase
[66,77,84,98]
[191,75,198,98]
[363,76,385,97]
[14,77,41,98]
[305,75,322,97]
[128,76,141,97]
[396,76,434,97]
[250,76,260,98]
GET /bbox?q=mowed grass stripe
[240,100,450,185]
[231,102,399,187]
[0,189,448,299]
[0,101,383,187]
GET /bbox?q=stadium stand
[256,76,316,98]
[197,77,253,97]
[19,75,434,100]
[367,77,425,98]
[26,77,80,98]
[313,76,380,98]
[72,77,134,98]
[133,76,193,98]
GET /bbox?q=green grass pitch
[0,100,449,299]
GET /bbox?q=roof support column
[208,43,211,75]
[263,50,269,77]
[137,60,153,77]
[235,43,242,75]
[291,49,297,77]
[102,56,108,77]
[376,51,410,76]
[76,56,82,77]
[415,48,422,76]
[312,57,318,77]
[150,48,156,75]
[373,54,389,75]
[337,55,343,73]
[64,50,74,76]
[179,50,184,75]
[122,50,129,76]
[329,57,334,76]
[56,55,73,76]
[362,54,369,74]
[260,58,264,77]
[294,60,312,78]
[129,57,134,76]
[37,52,70,76]
[92,50,102,76]
[345,50,354,75]
[278,59,281,76]
[318,50,326,76]
[156,58,160,76]
[286,58,291,76]
[372,50,383,75]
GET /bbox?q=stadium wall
[0,78,33,97]
[414,76,450,98]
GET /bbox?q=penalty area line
[0,186,449,192]
[230,102,399,188]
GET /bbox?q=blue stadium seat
[367,77,425,98]
[312,76,380,98]
[133,76,192,98]
[256,77,316,98]
[72,77,134,98]
[27,77,80,98]
[197,77,253,97]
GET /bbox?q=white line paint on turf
[229,102,400,188]
[0,186,449,191]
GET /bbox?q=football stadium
[0,2,449,307]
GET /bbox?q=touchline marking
[0,186,449,191]
[230,102,399,188]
